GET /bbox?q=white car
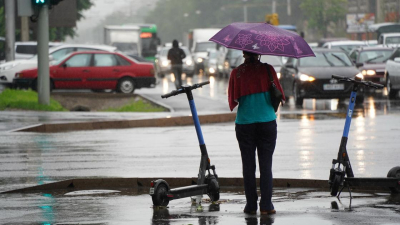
[0,44,117,85]
[322,40,366,54]
[378,33,400,47]
[384,47,400,98]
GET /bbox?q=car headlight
[1,62,20,71]
[197,57,203,63]
[15,73,22,78]
[361,69,376,76]
[277,72,281,79]
[161,60,170,67]
[299,73,315,82]
[356,73,364,80]
[209,67,216,74]
[185,59,193,66]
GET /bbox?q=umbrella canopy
[210,22,315,58]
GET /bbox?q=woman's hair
[243,51,260,62]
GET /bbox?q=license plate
[323,84,344,90]
[149,188,154,195]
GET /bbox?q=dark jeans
[235,120,277,211]
[171,64,183,89]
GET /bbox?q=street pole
[37,4,50,105]
[21,17,30,42]
[272,0,276,14]
[243,4,248,22]
[5,0,15,62]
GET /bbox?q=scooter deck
[168,184,209,200]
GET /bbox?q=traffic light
[31,0,49,6]
[31,0,62,7]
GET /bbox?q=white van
[378,33,400,47]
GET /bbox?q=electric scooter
[149,81,220,207]
[329,75,400,198]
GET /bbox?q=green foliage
[0,6,4,37]
[50,0,93,41]
[103,100,166,112]
[0,89,66,111]
[300,0,347,37]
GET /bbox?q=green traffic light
[36,0,45,3]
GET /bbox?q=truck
[185,28,221,73]
[104,25,142,57]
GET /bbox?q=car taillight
[150,68,155,76]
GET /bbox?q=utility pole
[37,4,50,105]
[243,0,248,22]
[287,0,291,16]
[5,0,15,62]
[272,0,276,13]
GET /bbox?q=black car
[280,48,363,105]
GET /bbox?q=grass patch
[0,89,66,111]
[103,99,166,112]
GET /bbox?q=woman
[228,51,285,215]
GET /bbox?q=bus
[139,24,160,62]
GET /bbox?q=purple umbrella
[209,22,315,58]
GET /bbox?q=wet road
[1,188,399,224]
[1,75,400,224]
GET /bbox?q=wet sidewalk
[1,187,399,224]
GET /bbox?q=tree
[0,0,93,41]
[300,0,347,38]
[50,0,93,41]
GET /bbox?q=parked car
[322,40,366,54]
[13,51,155,94]
[349,46,394,86]
[280,48,363,105]
[0,44,117,86]
[14,42,63,60]
[384,47,400,98]
[155,45,194,77]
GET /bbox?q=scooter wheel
[152,183,169,207]
[207,178,220,202]
[330,174,342,196]
[387,166,400,193]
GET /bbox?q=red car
[13,51,156,93]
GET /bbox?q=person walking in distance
[228,51,285,215]
[168,40,186,89]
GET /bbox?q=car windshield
[331,45,364,54]
[52,52,74,65]
[194,42,216,52]
[359,50,393,63]
[209,51,218,59]
[260,55,283,66]
[300,52,352,67]
[386,36,400,44]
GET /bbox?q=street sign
[17,0,34,16]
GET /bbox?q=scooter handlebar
[161,81,210,98]
[331,75,384,89]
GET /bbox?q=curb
[1,177,329,194]
[14,113,237,133]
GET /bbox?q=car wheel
[117,77,135,94]
[387,76,398,99]
[293,82,303,106]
